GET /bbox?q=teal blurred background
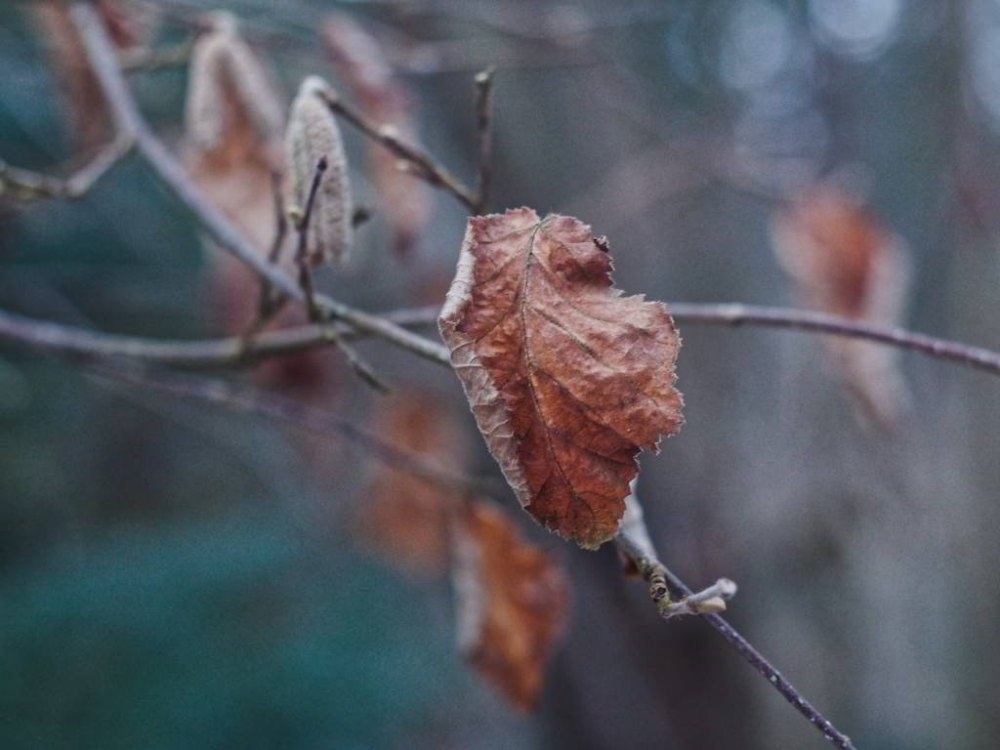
[2,1,1000,748]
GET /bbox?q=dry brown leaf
[359,392,468,576]
[770,185,911,426]
[439,208,684,549]
[322,14,431,258]
[33,0,155,154]
[452,500,570,711]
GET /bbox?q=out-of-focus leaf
[439,208,684,548]
[32,0,155,154]
[323,14,431,258]
[184,11,283,254]
[770,185,911,426]
[359,391,468,576]
[452,500,570,711]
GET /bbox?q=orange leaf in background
[33,0,155,154]
[184,11,283,332]
[770,185,911,426]
[184,11,284,254]
[452,500,570,711]
[322,14,431,258]
[439,208,684,549]
[359,392,468,576]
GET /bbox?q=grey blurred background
[1,0,999,748]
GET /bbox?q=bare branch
[4,298,1000,381]
[473,66,496,214]
[0,305,439,368]
[0,133,133,202]
[316,87,478,210]
[294,158,328,321]
[667,302,1000,377]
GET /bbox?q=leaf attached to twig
[439,208,684,549]
[452,500,569,711]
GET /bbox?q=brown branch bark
[318,88,478,210]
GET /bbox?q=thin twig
[0,133,133,202]
[244,172,292,337]
[0,305,439,368]
[4,299,1000,380]
[473,66,496,214]
[667,302,1000,377]
[289,157,389,393]
[294,158,328,322]
[317,88,478,210]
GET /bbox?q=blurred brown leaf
[184,11,284,253]
[33,0,155,154]
[323,14,431,258]
[771,185,911,426]
[184,10,282,326]
[452,499,570,712]
[359,392,468,576]
[439,208,684,548]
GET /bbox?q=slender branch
[287,158,388,393]
[0,133,133,202]
[0,305,438,368]
[4,299,1000,382]
[616,496,854,749]
[70,2,448,367]
[294,158,328,322]
[253,170,290,326]
[473,66,496,214]
[316,88,478,210]
[91,365,854,750]
[667,302,1000,377]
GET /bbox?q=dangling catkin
[285,76,353,267]
[184,11,283,158]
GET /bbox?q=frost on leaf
[452,500,569,711]
[285,76,354,267]
[359,392,468,576]
[322,14,430,258]
[438,208,684,549]
[770,185,911,427]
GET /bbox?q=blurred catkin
[184,11,284,161]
